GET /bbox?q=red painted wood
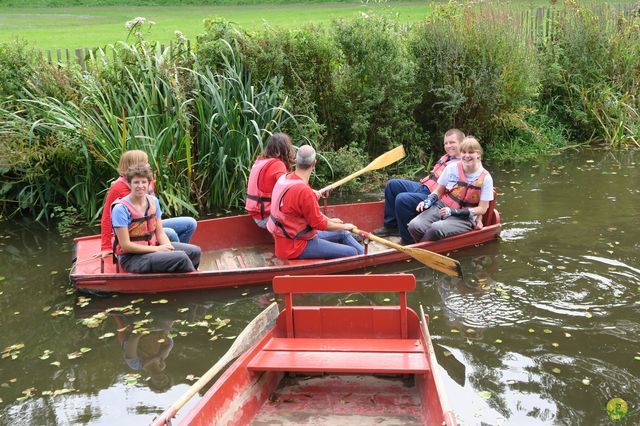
[247,350,430,374]
[262,337,423,353]
[70,200,500,294]
[273,273,415,293]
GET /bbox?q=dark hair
[261,133,294,171]
[125,164,153,183]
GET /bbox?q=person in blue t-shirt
[111,164,201,273]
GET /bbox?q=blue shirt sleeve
[111,203,131,228]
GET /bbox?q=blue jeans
[162,217,197,243]
[298,230,364,259]
[383,179,431,242]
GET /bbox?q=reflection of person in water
[114,315,175,392]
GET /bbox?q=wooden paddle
[151,302,280,426]
[353,227,463,278]
[319,145,405,195]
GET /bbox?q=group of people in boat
[100,128,493,273]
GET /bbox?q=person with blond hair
[374,129,464,244]
[111,164,200,273]
[99,150,197,258]
[408,136,494,242]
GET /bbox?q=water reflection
[1,149,639,425]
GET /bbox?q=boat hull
[70,201,500,294]
[177,274,456,425]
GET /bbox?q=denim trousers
[298,230,364,259]
[383,179,431,242]
[162,217,197,243]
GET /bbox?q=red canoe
[70,200,500,294]
[167,274,456,426]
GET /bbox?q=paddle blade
[355,228,463,278]
[404,246,463,278]
[365,145,406,171]
[227,302,279,358]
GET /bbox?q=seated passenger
[245,133,295,229]
[267,145,364,260]
[100,150,197,258]
[111,164,201,273]
[374,129,464,244]
[407,136,493,242]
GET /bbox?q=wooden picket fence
[44,40,190,69]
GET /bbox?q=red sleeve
[298,186,328,230]
[259,159,288,193]
[100,181,130,251]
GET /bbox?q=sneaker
[373,226,399,237]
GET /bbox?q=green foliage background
[1,1,639,226]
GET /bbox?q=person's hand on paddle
[313,189,323,199]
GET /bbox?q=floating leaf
[177,307,189,313]
[185,374,198,381]
[52,388,74,396]
[151,299,168,304]
[450,329,460,334]
[50,271,58,275]
[224,336,237,340]
[552,368,561,374]
[495,339,503,344]
[0,276,5,282]
[124,373,141,386]
[344,299,355,304]
[528,328,535,333]
[98,332,115,340]
[204,314,213,320]
[241,292,248,296]
[543,329,552,334]
[585,312,593,318]
[582,378,590,385]
[506,380,516,385]
[50,361,61,367]
[564,332,572,338]
[552,342,560,348]
[383,298,391,302]
[79,347,91,353]
[634,356,640,361]
[478,391,492,399]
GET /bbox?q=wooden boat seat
[247,275,429,375]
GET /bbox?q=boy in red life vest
[374,129,465,244]
[267,145,364,260]
[245,133,295,229]
[111,164,201,273]
[100,150,197,258]
[408,136,493,242]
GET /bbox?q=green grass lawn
[0,2,432,50]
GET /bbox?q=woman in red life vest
[111,164,201,273]
[100,150,197,258]
[245,133,295,229]
[408,136,494,242]
[374,129,464,244]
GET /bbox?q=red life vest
[112,195,158,255]
[267,174,315,240]
[441,162,488,209]
[245,158,279,219]
[420,154,456,192]
[114,176,156,196]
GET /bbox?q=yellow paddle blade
[320,145,405,194]
[354,228,463,278]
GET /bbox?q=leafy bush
[333,14,422,155]
[409,6,540,151]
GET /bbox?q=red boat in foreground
[70,200,500,294]
[159,274,456,426]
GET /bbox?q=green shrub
[409,5,540,151]
[333,14,422,155]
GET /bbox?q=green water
[0,148,638,425]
